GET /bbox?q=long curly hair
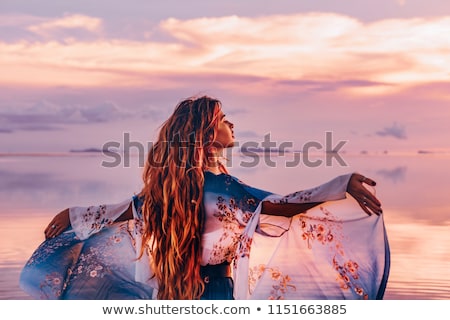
[139,95,223,299]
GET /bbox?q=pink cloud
[0,12,449,96]
[27,14,103,36]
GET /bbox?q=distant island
[417,150,434,154]
[69,148,117,153]
[239,147,293,154]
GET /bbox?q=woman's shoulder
[204,171,274,200]
[204,170,247,186]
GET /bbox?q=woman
[20,95,389,300]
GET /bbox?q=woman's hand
[347,173,382,216]
[44,208,70,239]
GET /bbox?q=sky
[1,0,450,154]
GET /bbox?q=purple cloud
[376,166,407,183]
[0,100,135,133]
[376,122,407,139]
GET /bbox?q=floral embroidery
[236,234,252,260]
[82,205,114,233]
[333,258,368,299]
[39,272,63,299]
[248,264,296,299]
[278,186,319,204]
[25,221,136,299]
[298,206,368,299]
[207,192,257,264]
[208,196,246,264]
[300,221,340,251]
[71,223,131,280]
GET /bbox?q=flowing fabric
[20,173,390,300]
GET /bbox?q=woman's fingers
[363,196,382,215]
[363,188,381,207]
[44,209,70,239]
[45,220,59,239]
[360,175,377,187]
[44,219,55,237]
[358,191,383,215]
[357,201,373,216]
[351,174,383,216]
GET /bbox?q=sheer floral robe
[20,172,390,299]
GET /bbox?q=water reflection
[0,153,449,299]
[376,166,407,184]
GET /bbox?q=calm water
[0,152,449,300]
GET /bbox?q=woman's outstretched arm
[44,203,133,240]
[261,173,382,218]
[261,201,323,217]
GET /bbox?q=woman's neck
[205,148,223,174]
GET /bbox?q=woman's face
[213,110,234,149]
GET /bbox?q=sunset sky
[1,0,449,154]
[1,2,450,302]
